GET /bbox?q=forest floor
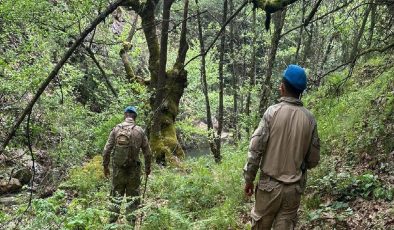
[1,147,393,229]
[1,57,394,229]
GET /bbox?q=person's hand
[244,183,254,197]
[145,168,151,176]
[104,167,110,178]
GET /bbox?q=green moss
[150,120,185,165]
[254,0,298,12]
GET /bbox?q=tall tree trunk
[229,0,239,144]
[348,4,372,77]
[367,1,377,48]
[310,21,320,84]
[294,0,305,62]
[119,14,147,85]
[151,0,189,165]
[153,0,172,135]
[215,0,228,163]
[301,22,313,66]
[316,32,337,85]
[259,9,287,117]
[195,0,218,159]
[150,0,175,164]
[129,0,189,165]
[245,9,257,136]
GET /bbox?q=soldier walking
[244,65,320,229]
[103,106,152,227]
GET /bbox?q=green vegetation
[305,56,394,158]
[1,0,393,229]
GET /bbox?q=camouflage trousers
[109,164,141,225]
[251,175,303,230]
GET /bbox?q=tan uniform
[244,97,320,229]
[103,117,152,224]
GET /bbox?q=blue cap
[283,64,307,92]
[124,106,137,115]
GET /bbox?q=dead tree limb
[0,0,126,155]
[119,14,149,85]
[83,45,119,98]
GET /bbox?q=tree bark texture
[229,0,239,143]
[367,1,377,48]
[196,0,219,159]
[301,22,313,66]
[294,0,305,62]
[215,0,228,163]
[348,3,372,77]
[119,14,148,86]
[245,9,257,136]
[128,0,189,165]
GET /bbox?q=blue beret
[283,64,307,92]
[124,106,137,115]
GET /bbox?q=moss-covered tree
[124,0,189,165]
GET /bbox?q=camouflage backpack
[113,124,136,167]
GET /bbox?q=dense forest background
[0,0,393,229]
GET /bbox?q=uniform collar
[279,96,303,106]
[125,117,135,124]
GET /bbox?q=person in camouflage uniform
[244,65,320,229]
[103,106,152,226]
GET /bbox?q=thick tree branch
[174,0,189,68]
[151,0,173,134]
[135,1,160,88]
[119,14,149,85]
[0,0,126,155]
[253,0,298,13]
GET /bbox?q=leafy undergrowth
[299,56,394,229]
[2,57,393,229]
[1,147,393,229]
[142,146,250,230]
[0,147,251,230]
